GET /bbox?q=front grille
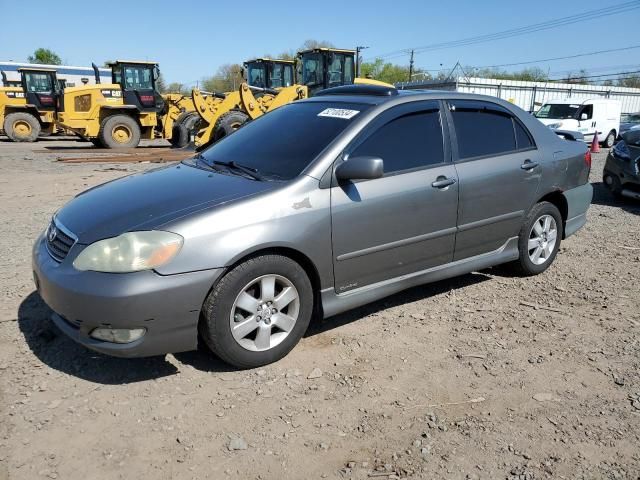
[45,219,77,262]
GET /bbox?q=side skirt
[320,237,519,319]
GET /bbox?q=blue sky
[1,0,638,84]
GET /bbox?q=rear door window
[449,100,533,159]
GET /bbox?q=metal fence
[397,76,640,113]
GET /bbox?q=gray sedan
[32,86,593,368]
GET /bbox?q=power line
[411,45,640,75]
[549,69,640,82]
[366,1,640,61]
[469,44,640,70]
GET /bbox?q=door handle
[521,160,539,171]
[431,176,456,189]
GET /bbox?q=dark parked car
[32,85,593,368]
[619,112,640,138]
[604,129,640,200]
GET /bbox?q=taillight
[584,150,592,170]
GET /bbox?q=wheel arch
[534,190,568,238]
[199,245,324,324]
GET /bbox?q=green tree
[471,66,548,82]
[202,63,244,92]
[564,69,589,84]
[166,82,191,95]
[156,72,167,93]
[28,48,62,65]
[301,39,335,50]
[360,58,423,84]
[618,74,640,88]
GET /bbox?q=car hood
[55,162,278,244]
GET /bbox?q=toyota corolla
[32,85,593,368]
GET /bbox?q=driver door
[330,101,458,292]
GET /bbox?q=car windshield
[246,62,267,88]
[198,101,369,180]
[301,53,324,86]
[622,113,640,123]
[535,103,580,119]
[24,72,53,93]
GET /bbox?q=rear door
[330,101,459,292]
[446,99,542,260]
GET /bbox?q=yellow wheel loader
[0,68,58,142]
[191,48,392,148]
[55,61,195,148]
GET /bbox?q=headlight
[73,231,183,273]
[548,122,563,129]
[612,140,631,160]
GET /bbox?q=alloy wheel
[527,214,558,265]
[229,274,300,352]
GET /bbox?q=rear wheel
[199,254,313,369]
[4,112,40,142]
[603,171,622,198]
[601,130,616,148]
[213,111,249,142]
[99,114,141,149]
[511,202,563,276]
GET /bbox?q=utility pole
[355,46,369,77]
[409,49,415,82]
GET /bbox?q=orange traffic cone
[590,131,600,153]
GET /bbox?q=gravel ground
[0,137,639,480]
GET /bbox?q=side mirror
[580,113,588,120]
[335,156,384,181]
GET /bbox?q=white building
[0,62,111,89]
[397,76,640,114]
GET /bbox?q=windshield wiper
[213,160,266,181]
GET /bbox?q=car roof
[302,88,524,110]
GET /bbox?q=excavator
[54,60,196,148]
[191,48,391,149]
[0,67,59,142]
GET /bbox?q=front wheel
[200,254,313,368]
[512,202,563,276]
[4,112,41,142]
[601,130,616,148]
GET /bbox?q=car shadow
[591,181,640,216]
[305,271,492,338]
[18,291,183,384]
[18,273,493,380]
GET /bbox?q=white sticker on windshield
[317,108,360,120]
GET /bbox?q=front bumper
[32,234,223,357]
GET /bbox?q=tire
[3,112,40,142]
[601,130,616,148]
[603,171,623,198]
[213,110,249,142]
[98,114,141,149]
[199,254,313,369]
[511,202,563,276]
[170,112,199,148]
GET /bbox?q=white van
[534,98,621,147]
